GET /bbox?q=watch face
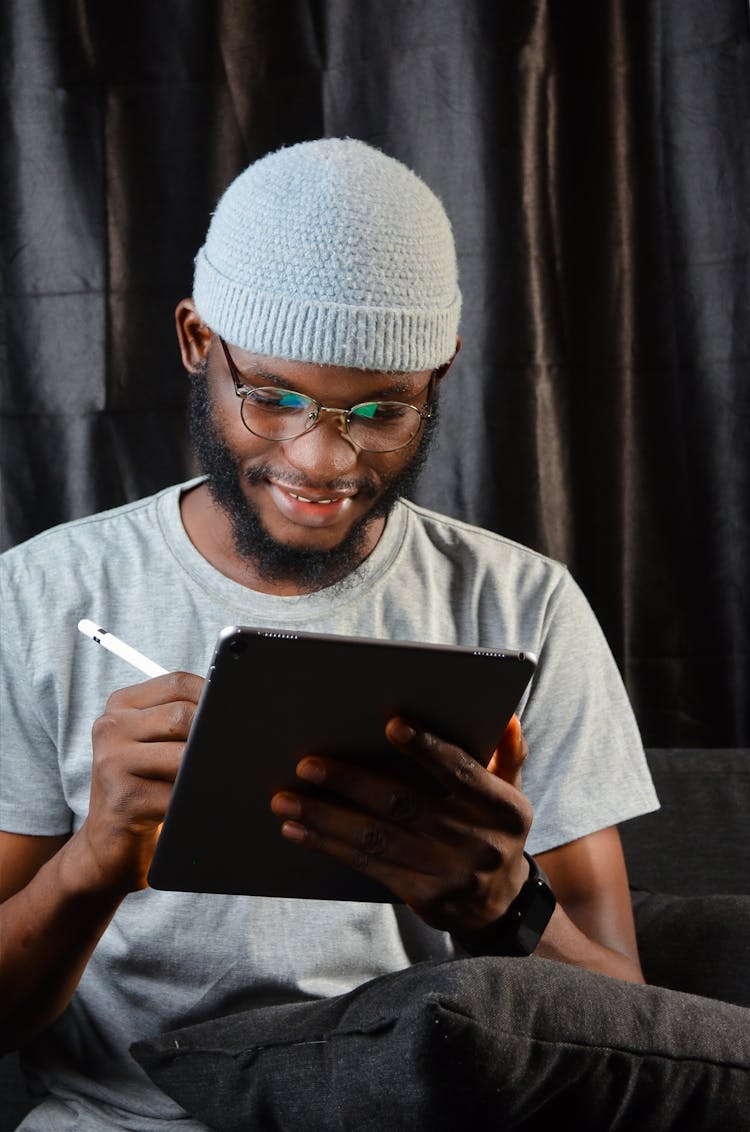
[513,878,557,956]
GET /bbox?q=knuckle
[165,670,190,697]
[91,711,120,747]
[360,825,388,856]
[451,753,478,786]
[157,669,200,702]
[457,866,486,903]
[477,839,504,871]
[507,796,533,835]
[166,701,193,736]
[386,790,419,822]
[487,791,533,837]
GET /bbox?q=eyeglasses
[219,338,435,453]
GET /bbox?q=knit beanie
[193,138,461,372]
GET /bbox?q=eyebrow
[237,367,416,402]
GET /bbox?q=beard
[188,363,438,591]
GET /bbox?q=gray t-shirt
[0,481,658,1130]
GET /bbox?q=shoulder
[1,481,194,576]
[0,481,198,634]
[396,498,569,585]
[385,499,584,652]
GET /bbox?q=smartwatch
[457,852,556,958]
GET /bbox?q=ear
[433,335,462,386]
[175,298,213,374]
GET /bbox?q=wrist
[456,852,556,958]
[59,825,137,904]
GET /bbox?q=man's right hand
[0,670,203,1051]
[80,671,204,895]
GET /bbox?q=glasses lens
[347,402,425,452]
[240,388,316,440]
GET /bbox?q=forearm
[453,901,643,983]
[533,904,645,982]
[0,832,125,1053]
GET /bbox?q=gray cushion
[633,890,750,1005]
[131,956,750,1131]
[622,749,750,896]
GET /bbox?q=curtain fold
[1,0,747,746]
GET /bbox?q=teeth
[288,491,335,504]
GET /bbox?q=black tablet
[147,626,537,902]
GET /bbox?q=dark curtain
[1,0,748,747]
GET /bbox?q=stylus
[77,619,168,678]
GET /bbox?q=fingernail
[271,793,302,818]
[281,821,307,842]
[297,758,327,784]
[389,719,415,744]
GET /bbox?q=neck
[179,482,386,596]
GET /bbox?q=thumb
[486,714,527,787]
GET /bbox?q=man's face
[188,339,440,590]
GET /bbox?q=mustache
[242,465,380,498]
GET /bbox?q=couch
[2,747,748,1129]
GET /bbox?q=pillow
[131,956,750,1131]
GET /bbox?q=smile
[286,491,338,504]
[262,481,360,528]
[273,482,357,505]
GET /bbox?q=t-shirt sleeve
[518,568,659,855]
[0,554,73,835]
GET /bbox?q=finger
[294,756,428,826]
[277,817,448,910]
[271,784,512,882]
[293,757,520,859]
[120,741,186,783]
[105,671,204,711]
[385,717,532,839]
[486,714,527,787]
[94,700,198,747]
[384,717,508,806]
[270,790,451,877]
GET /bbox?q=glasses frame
[219,337,436,453]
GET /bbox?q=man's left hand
[270,715,533,938]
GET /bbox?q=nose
[282,410,359,480]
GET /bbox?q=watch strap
[457,852,556,958]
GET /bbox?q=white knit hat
[193,138,461,372]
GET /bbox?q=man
[0,139,744,1130]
